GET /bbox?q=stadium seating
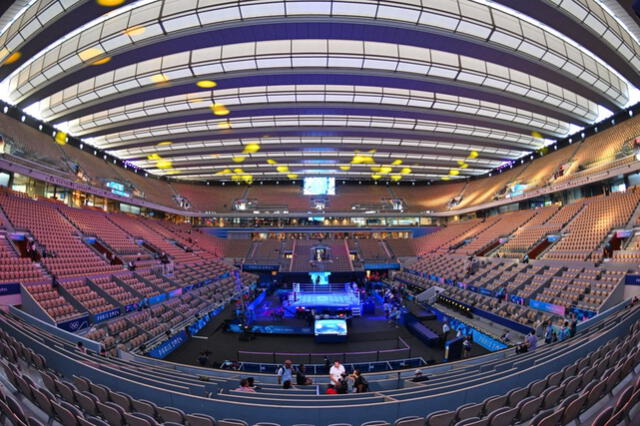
[290,239,353,272]
[245,185,312,211]
[328,185,392,211]
[108,214,202,264]
[545,191,640,261]
[62,279,116,315]
[25,283,81,322]
[0,192,123,278]
[413,219,483,255]
[384,239,416,257]
[171,183,246,212]
[555,115,640,184]
[0,233,46,285]
[60,206,156,266]
[348,239,392,262]
[0,295,638,425]
[391,181,466,213]
[246,240,284,265]
[497,205,561,258]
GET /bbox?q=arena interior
[2,1,640,425]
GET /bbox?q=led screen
[303,177,335,195]
[314,319,347,336]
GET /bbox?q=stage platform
[288,292,360,311]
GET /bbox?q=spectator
[282,380,292,390]
[352,370,369,393]
[544,323,554,344]
[235,379,256,393]
[197,352,209,367]
[525,330,538,351]
[442,321,451,345]
[326,384,338,394]
[570,315,578,337]
[559,321,571,341]
[277,360,294,387]
[336,373,349,394]
[329,360,345,386]
[246,377,260,390]
[77,342,87,354]
[462,337,472,358]
[296,364,313,385]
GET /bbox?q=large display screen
[314,319,347,336]
[303,177,335,195]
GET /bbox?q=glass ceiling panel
[2,0,629,109]
[553,0,640,69]
[108,136,525,160]
[85,113,544,150]
[34,40,598,123]
[60,84,571,137]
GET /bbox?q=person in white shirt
[329,361,346,385]
[442,321,451,346]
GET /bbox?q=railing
[237,356,426,374]
[238,336,411,364]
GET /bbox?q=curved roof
[1,0,639,182]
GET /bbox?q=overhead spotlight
[20,115,25,122]
[2,106,6,113]
[580,132,585,139]
[94,150,97,155]
[79,143,83,149]
[38,124,42,130]
[629,110,633,117]
[611,119,616,125]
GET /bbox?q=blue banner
[147,331,188,358]
[510,295,525,305]
[168,288,182,299]
[228,323,314,335]
[625,275,640,285]
[428,305,507,352]
[0,283,20,296]
[364,263,401,270]
[529,299,566,316]
[93,308,120,323]
[57,315,89,332]
[124,303,139,313]
[243,264,280,271]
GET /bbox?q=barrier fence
[238,336,411,364]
